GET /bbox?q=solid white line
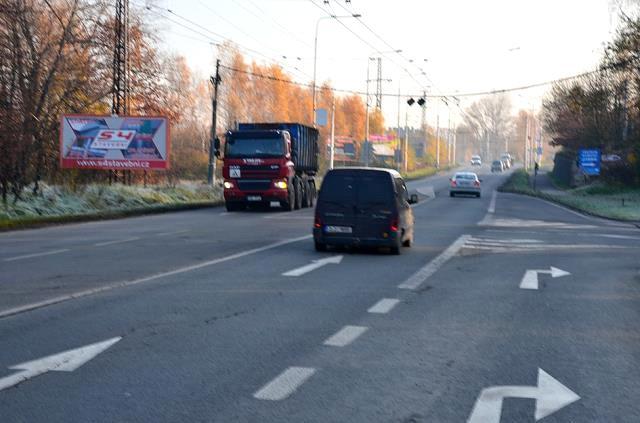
[94,237,140,247]
[467,238,544,244]
[156,229,190,237]
[398,235,470,290]
[0,234,312,319]
[368,298,400,314]
[488,190,497,213]
[323,325,368,347]
[3,248,70,262]
[253,367,316,401]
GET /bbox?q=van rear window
[320,171,393,205]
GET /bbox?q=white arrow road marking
[0,337,121,392]
[253,366,316,401]
[398,235,470,290]
[282,255,343,277]
[467,368,580,423]
[520,267,571,290]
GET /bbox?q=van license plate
[325,225,352,234]
[247,196,262,201]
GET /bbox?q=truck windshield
[225,137,284,158]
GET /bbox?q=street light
[312,13,361,125]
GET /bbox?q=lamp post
[312,14,361,125]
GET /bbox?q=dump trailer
[219,122,319,212]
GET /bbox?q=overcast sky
[140,0,624,128]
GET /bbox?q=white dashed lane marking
[368,298,400,314]
[323,325,368,347]
[253,367,316,401]
[94,237,141,247]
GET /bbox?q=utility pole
[208,59,221,186]
[435,114,440,169]
[364,58,372,167]
[375,58,383,109]
[524,113,529,171]
[330,96,335,170]
[403,110,409,174]
[112,0,129,185]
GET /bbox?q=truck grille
[237,179,271,191]
[240,165,280,178]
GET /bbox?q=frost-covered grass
[500,170,640,221]
[544,185,640,221]
[0,182,223,228]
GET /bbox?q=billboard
[60,114,170,170]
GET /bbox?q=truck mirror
[213,137,220,150]
[214,150,221,159]
[409,194,419,204]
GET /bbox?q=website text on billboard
[60,115,170,170]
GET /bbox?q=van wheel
[390,245,401,255]
[314,241,327,252]
[450,192,455,197]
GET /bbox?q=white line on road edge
[398,235,471,290]
[488,190,497,214]
[253,367,316,401]
[3,249,70,262]
[156,229,190,237]
[94,237,140,247]
[323,325,368,347]
[368,298,401,314]
[0,235,312,319]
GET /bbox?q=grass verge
[0,183,223,231]
[500,169,640,222]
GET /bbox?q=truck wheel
[280,186,295,211]
[294,180,302,210]
[226,202,243,212]
[308,181,315,208]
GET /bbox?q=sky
[137,0,625,129]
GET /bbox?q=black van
[313,168,417,254]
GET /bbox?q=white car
[470,155,482,166]
[450,172,482,198]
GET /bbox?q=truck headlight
[274,180,288,189]
[223,181,234,189]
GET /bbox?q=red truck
[215,122,319,212]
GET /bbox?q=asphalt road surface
[1,165,639,423]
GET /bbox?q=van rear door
[353,172,395,240]
[317,172,357,238]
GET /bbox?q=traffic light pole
[208,59,221,186]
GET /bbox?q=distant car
[313,167,416,254]
[470,155,482,166]
[491,160,505,172]
[500,153,512,169]
[450,172,482,197]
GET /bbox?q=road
[1,166,639,422]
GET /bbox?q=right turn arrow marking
[520,266,571,290]
[467,368,580,423]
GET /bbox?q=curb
[0,200,224,232]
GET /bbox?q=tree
[461,94,514,160]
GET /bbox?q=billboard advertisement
[60,114,170,170]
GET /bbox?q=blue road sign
[578,149,601,176]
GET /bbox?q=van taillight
[390,217,399,232]
[450,180,457,187]
[314,215,322,229]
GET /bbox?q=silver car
[450,172,482,198]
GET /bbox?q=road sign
[467,368,580,423]
[315,108,328,126]
[578,149,601,176]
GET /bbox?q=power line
[220,62,607,99]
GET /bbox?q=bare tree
[461,94,514,160]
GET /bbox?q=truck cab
[219,123,318,212]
